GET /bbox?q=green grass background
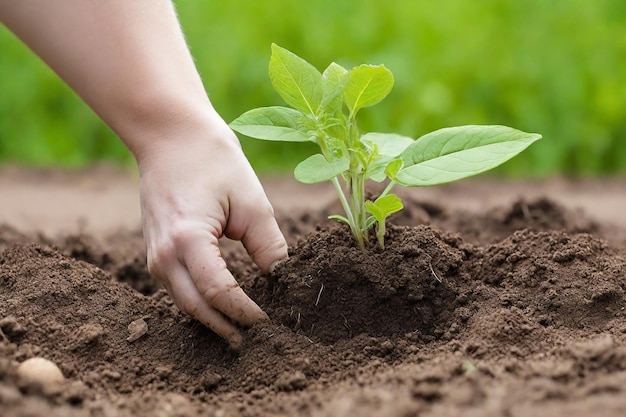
[1,0,625,176]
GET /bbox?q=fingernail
[269,258,286,273]
[229,333,243,352]
[259,311,270,322]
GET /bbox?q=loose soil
[1,167,626,417]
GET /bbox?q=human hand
[0,0,287,349]
[137,112,288,349]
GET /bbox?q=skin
[0,0,288,349]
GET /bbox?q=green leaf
[364,201,381,220]
[329,214,350,224]
[321,62,349,113]
[294,153,349,184]
[361,133,414,157]
[367,164,389,182]
[397,125,542,186]
[269,44,323,115]
[365,194,403,223]
[344,65,394,116]
[230,106,313,142]
[362,133,413,181]
[384,159,404,180]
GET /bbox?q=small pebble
[16,357,65,393]
[127,318,148,343]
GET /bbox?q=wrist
[116,93,238,170]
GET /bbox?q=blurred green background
[1,0,625,176]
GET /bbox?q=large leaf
[344,65,394,116]
[230,106,313,142]
[269,44,323,115]
[294,153,349,184]
[397,125,542,186]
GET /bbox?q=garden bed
[1,168,626,417]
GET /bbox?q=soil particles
[2,169,626,417]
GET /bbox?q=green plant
[231,44,541,249]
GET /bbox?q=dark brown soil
[2,170,626,417]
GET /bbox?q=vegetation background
[1,0,624,176]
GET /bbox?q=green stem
[332,177,364,248]
[348,170,368,248]
[379,180,396,199]
[343,115,370,248]
[317,133,331,160]
[376,220,386,250]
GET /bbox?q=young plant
[230,44,541,249]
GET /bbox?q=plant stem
[376,220,386,250]
[332,177,364,248]
[347,170,369,249]
[343,115,370,248]
[379,180,396,199]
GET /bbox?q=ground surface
[1,166,626,417]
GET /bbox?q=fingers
[164,263,244,349]
[240,214,289,273]
[225,196,288,273]
[182,238,268,327]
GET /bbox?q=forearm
[0,0,214,162]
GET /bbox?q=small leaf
[384,159,404,180]
[230,106,313,142]
[361,133,414,157]
[294,154,349,184]
[364,200,383,220]
[362,133,412,181]
[329,214,350,224]
[376,194,404,217]
[321,62,349,113]
[270,44,323,115]
[344,65,394,116]
[365,194,403,222]
[397,125,542,186]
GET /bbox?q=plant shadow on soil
[1,195,626,417]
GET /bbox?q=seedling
[231,44,541,249]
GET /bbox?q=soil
[1,166,626,417]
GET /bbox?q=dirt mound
[262,225,466,343]
[1,195,626,416]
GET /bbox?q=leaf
[365,194,404,222]
[361,133,414,157]
[367,168,387,183]
[397,125,542,186]
[294,153,349,184]
[321,62,349,113]
[384,159,404,180]
[361,133,413,181]
[329,214,350,224]
[230,106,313,142]
[344,65,394,116]
[269,44,323,115]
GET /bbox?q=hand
[0,0,286,349]
[137,112,288,349]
